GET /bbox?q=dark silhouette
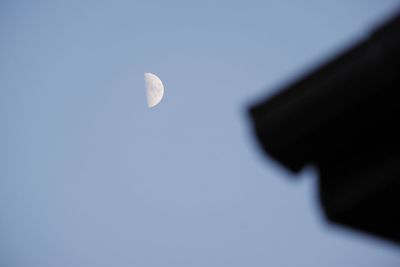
[249,12,400,244]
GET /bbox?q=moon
[144,73,164,108]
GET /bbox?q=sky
[1,1,400,266]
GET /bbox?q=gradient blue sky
[1,1,400,266]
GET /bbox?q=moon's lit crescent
[144,73,164,108]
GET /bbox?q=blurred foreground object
[249,12,400,243]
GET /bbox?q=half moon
[144,73,164,108]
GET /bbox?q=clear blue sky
[1,1,400,266]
